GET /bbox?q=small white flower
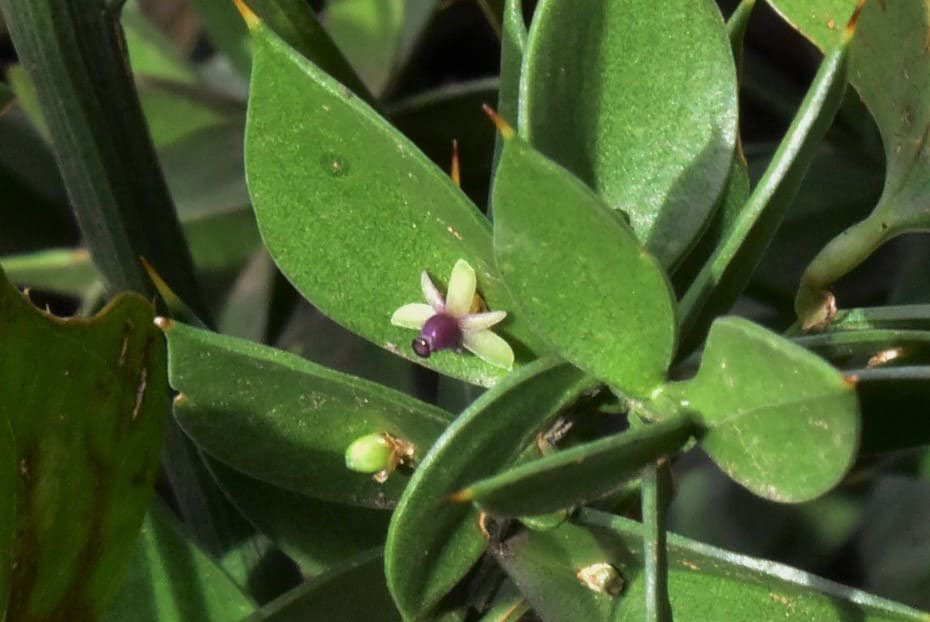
[390,259,514,370]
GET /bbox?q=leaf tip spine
[173,392,189,407]
[153,316,173,331]
[843,373,859,388]
[448,488,474,503]
[232,0,261,30]
[843,0,867,42]
[481,104,515,139]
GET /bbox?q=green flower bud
[345,433,394,474]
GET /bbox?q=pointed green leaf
[492,523,618,621]
[493,134,677,397]
[573,509,929,620]
[101,502,256,622]
[0,269,168,619]
[244,18,539,387]
[520,0,738,267]
[160,320,452,508]
[461,415,693,517]
[385,359,594,620]
[246,550,400,621]
[659,317,859,502]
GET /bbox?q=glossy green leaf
[658,317,859,502]
[856,366,930,454]
[0,268,168,619]
[492,132,677,397]
[492,522,620,620]
[246,550,400,621]
[572,509,929,620]
[206,457,389,576]
[778,1,930,327]
[460,415,693,516]
[160,320,452,508]
[679,21,854,344]
[520,0,738,268]
[243,17,539,386]
[385,360,594,620]
[101,502,256,622]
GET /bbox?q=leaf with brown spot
[0,267,168,621]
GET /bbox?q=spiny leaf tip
[232,0,260,29]
[843,0,867,41]
[481,104,515,139]
[449,488,474,503]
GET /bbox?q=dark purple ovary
[412,313,462,358]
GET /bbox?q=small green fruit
[345,433,394,474]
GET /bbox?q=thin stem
[642,460,674,622]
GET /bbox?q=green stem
[795,212,890,330]
[642,461,674,622]
[0,0,209,320]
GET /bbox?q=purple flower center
[412,313,462,358]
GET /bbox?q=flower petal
[391,303,434,329]
[462,329,514,370]
[460,310,507,332]
[445,258,477,317]
[420,271,445,311]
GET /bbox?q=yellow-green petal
[445,259,477,317]
[463,329,514,370]
[390,303,433,330]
